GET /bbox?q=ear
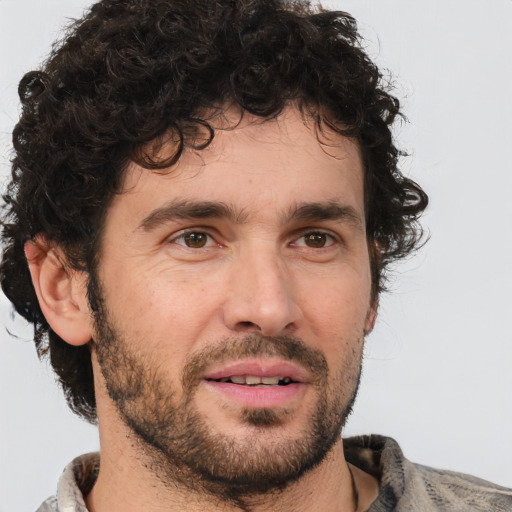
[364,302,378,335]
[25,236,93,346]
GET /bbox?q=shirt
[36,435,512,512]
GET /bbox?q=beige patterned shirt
[36,435,512,512]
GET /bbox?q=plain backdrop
[1,1,511,510]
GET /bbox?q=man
[1,0,510,511]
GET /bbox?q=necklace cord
[348,465,359,512]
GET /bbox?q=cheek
[299,266,372,329]
[102,267,225,360]
[296,274,370,371]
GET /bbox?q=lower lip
[204,381,306,408]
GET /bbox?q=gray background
[1,0,511,510]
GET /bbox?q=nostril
[235,321,261,332]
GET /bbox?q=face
[91,107,375,497]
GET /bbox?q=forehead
[114,107,365,223]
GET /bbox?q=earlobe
[364,303,378,335]
[25,237,93,346]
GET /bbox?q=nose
[222,249,303,337]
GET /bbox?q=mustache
[181,335,328,392]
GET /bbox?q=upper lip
[203,358,309,383]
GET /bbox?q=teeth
[220,375,290,385]
[261,376,280,385]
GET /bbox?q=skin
[26,106,379,511]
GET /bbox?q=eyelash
[169,230,218,249]
[291,230,339,249]
[169,229,340,250]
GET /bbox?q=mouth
[208,375,295,387]
[201,359,309,409]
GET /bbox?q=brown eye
[304,233,329,248]
[183,232,208,248]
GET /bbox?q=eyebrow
[287,201,364,231]
[137,200,249,231]
[137,199,363,232]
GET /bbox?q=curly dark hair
[0,0,428,422]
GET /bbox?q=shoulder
[36,495,58,512]
[344,435,512,512]
[407,463,512,512]
[34,452,99,512]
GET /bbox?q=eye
[171,231,215,248]
[292,231,338,249]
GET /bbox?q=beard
[90,278,364,502]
